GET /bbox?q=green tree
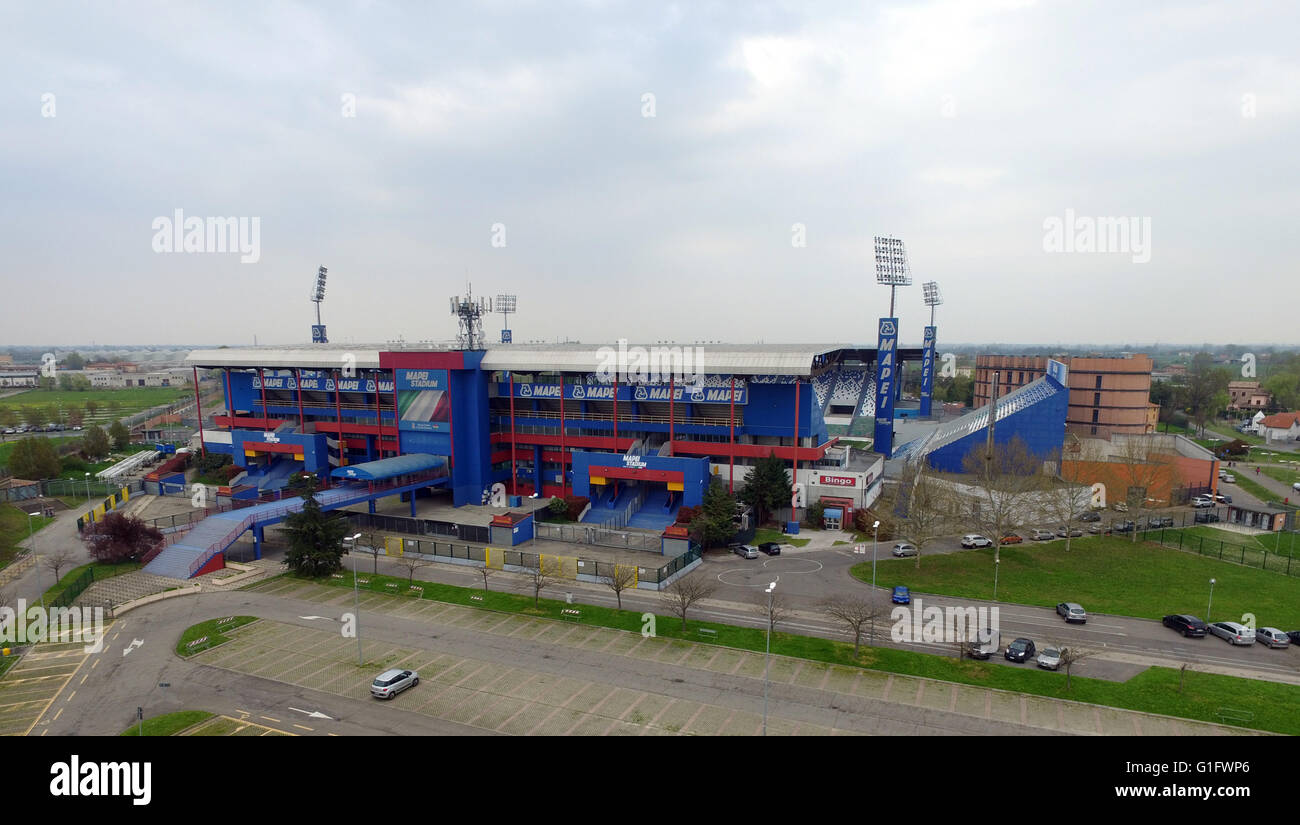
[62,352,85,370]
[65,404,84,427]
[0,407,17,429]
[82,425,110,458]
[1183,353,1231,435]
[85,400,100,417]
[41,404,58,426]
[738,451,791,526]
[688,478,737,549]
[109,421,130,450]
[22,405,42,427]
[281,476,349,577]
[9,437,61,479]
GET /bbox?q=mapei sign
[508,383,747,404]
[623,455,648,469]
[253,375,392,393]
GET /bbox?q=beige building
[1227,381,1272,410]
[974,354,1154,438]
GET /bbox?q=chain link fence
[1141,527,1300,577]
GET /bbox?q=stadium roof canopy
[330,453,445,481]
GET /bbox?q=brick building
[974,354,1154,438]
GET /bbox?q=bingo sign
[873,317,898,457]
[919,325,936,418]
[396,369,450,432]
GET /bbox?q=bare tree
[1040,474,1092,552]
[477,562,495,592]
[660,577,717,630]
[1055,645,1095,691]
[396,551,430,586]
[41,547,78,583]
[351,533,383,575]
[525,556,565,606]
[752,590,792,635]
[600,563,638,610]
[960,436,1050,569]
[821,594,885,657]
[1112,435,1172,544]
[894,463,957,569]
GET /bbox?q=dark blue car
[891,585,910,605]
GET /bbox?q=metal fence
[1141,527,1300,577]
[534,521,661,552]
[345,512,490,545]
[44,478,144,499]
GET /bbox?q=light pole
[346,532,363,665]
[27,511,44,609]
[871,520,880,592]
[1207,578,1216,622]
[762,580,776,737]
[84,471,91,501]
[993,557,1000,601]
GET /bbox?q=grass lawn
[176,616,258,657]
[1232,474,1283,504]
[1246,448,1300,465]
[753,527,811,547]
[0,504,53,569]
[271,568,1300,735]
[119,710,214,736]
[849,534,1300,628]
[1207,423,1263,445]
[0,387,187,413]
[42,561,142,605]
[1258,464,1300,486]
[0,436,82,472]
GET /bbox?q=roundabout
[716,557,824,588]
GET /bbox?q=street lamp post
[84,472,91,501]
[27,511,44,609]
[993,558,1001,601]
[1207,578,1216,622]
[762,580,776,737]
[346,532,363,665]
[871,520,881,592]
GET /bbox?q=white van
[969,628,1000,659]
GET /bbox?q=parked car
[1293,482,1300,493]
[1208,621,1256,645]
[1113,520,1137,533]
[968,628,1000,660]
[1221,473,1236,484]
[999,534,1023,545]
[1163,614,1208,637]
[1030,529,1055,541]
[891,585,911,605]
[1194,511,1220,524]
[1005,637,1037,663]
[1147,516,1175,528]
[1056,526,1083,538]
[1078,511,1102,523]
[757,542,782,556]
[1255,628,1291,649]
[1286,630,1300,646]
[1056,602,1087,624]
[1036,646,1064,670]
[1191,495,1215,508]
[960,534,992,548]
[370,668,419,699]
[1213,493,1232,504]
[71,425,82,431]
[1087,522,1111,535]
[1112,502,1129,512]
[891,542,918,557]
[730,543,759,559]
[1,428,14,434]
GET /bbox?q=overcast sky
[2,0,1296,350]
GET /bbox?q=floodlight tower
[310,265,329,343]
[920,281,942,417]
[496,294,517,344]
[449,284,492,351]
[870,236,912,458]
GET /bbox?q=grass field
[0,436,81,470]
[1232,474,1284,504]
[119,710,214,736]
[176,616,258,657]
[269,569,1300,735]
[0,386,187,413]
[0,504,53,569]
[849,534,1300,628]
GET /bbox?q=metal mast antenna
[449,284,492,350]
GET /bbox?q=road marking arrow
[121,639,143,657]
[288,707,334,720]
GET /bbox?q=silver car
[731,543,759,559]
[1256,627,1291,649]
[371,668,419,699]
[1036,647,1063,670]
[891,542,918,558]
[1208,622,1256,645]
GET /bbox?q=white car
[891,542,918,557]
[1191,496,1215,508]
[370,668,419,699]
[1208,621,1256,646]
[1036,647,1064,670]
[960,534,992,549]
[1220,473,1236,483]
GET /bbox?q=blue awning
[330,453,445,481]
[823,508,843,519]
